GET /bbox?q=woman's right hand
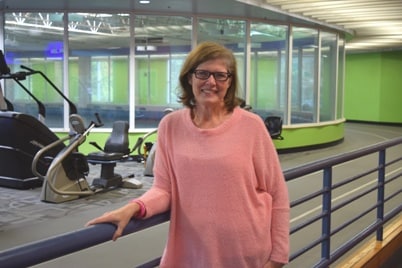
[85,202,140,241]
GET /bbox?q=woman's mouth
[201,88,216,94]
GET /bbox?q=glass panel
[134,15,192,128]
[337,37,345,120]
[3,12,65,128]
[320,31,337,122]
[291,27,318,124]
[249,22,288,123]
[2,12,342,130]
[68,13,130,127]
[197,18,246,97]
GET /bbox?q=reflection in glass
[68,13,130,127]
[249,22,288,123]
[320,31,337,122]
[337,37,345,120]
[134,15,192,128]
[197,18,247,97]
[291,27,318,124]
[1,12,344,131]
[4,12,65,127]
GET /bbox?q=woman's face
[188,58,232,108]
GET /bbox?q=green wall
[344,50,402,124]
[136,59,168,105]
[250,56,279,109]
[112,59,129,104]
[30,61,63,103]
[274,121,344,151]
[55,131,157,155]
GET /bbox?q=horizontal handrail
[0,136,401,267]
[283,136,402,181]
[0,212,170,267]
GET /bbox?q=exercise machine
[0,52,47,123]
[32,114,99,203]
[238,98,284,140]
[0,112,65,189]
[33,114,142,203]
[87,120,131,188]
[0,51,78,189]
[0,50,13,112]
[136,107,174,176]
[139,129,157,177]
[264,116,284,140]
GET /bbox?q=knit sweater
[138,107,289,268]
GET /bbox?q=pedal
[122,178,143,189]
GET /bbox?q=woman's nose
[205,74,217,84]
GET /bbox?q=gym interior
[0,0,401,267]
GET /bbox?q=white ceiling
[1,0,402,53]
[241,0,402,53]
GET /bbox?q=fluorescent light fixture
[139,0,150,4]
[136,45,156,51]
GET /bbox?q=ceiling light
[139,0,150,4]
[136,45,156,51]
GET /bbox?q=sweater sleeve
[136,117,172,219]
[253,117,290,264]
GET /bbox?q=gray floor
[0,122,402,267]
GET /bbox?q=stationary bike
[32,114,141,203]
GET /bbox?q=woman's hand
[85,202,140,241]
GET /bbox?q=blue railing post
[321,167,332,261]
[376,149,386,241]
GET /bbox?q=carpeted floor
[0,161,152,232]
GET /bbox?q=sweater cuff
[130,199,146,218]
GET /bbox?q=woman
[86,41,290,268]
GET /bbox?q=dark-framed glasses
[193,69,232,81]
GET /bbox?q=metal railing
[286,136,402,267]
[1,137,401,267]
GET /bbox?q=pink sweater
[139,107,289,267]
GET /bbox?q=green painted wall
[112,59,129,104]
[136,59,168,105]
[69,61,79,104]
[378,52,402,122]
[55,131,157,155]
[250,56,279,108]
[274,121,344,151]
[344,50,402,123]
[31,61,63,103]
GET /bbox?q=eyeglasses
[193,69,232,81]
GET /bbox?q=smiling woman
[86,41,290,268]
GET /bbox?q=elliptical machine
[33,114,102,203]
